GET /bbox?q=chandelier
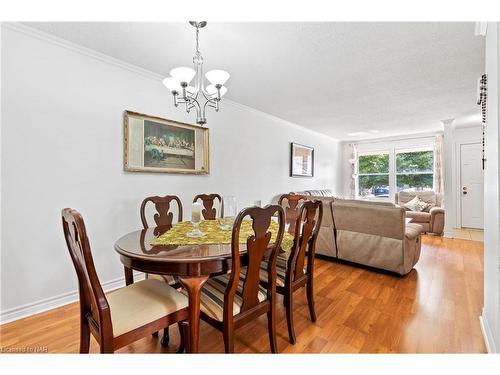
[162,21,230,126]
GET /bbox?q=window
[355,141,436,200]
[396,149,434,192]
[358,152,390,198]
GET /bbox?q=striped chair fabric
[259,254,288,287]
[184,269,267,321]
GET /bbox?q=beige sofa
[395,191,445,235]
[295,190,422,275]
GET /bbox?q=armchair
[395,191,445,235]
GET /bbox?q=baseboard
[479,311,497,353]
[443,230,454,238]
[0,272,145,325]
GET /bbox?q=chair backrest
[396,190,440,207]
[62,208,112,341]
[140,195,183,229]
[193,193,223,220]
[278,193,307,234]
[287,200,323,283]
[225,205,285,315]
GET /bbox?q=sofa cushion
[405,223,424,239]
[302,189,333,197]
[398,191,437,206]
[403,196,428,212]
[406,211,431,223]
[338,198,395,207]
[422,203,436,212]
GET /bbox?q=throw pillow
[422,203,436,212]
[403,196,428,212]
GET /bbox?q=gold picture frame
[124,111,210,174]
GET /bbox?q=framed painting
[124,111,209,174]
[290,143,314,177]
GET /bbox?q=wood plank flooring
[0,235,486,353]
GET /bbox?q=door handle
[463,191,468,195]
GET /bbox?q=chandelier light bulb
[207,84,227,98]
[205,70,230,86]
[170,67,196,84]
[162,77,182,93]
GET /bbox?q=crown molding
[2,22,164,81]
[2,22,339,142]
[223,99,340,142]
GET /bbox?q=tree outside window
[396,150,434,192]
[358,153,390,198]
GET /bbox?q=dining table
[114,220,292,353]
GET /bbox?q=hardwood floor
[0,235,486,353]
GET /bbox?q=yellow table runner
[151,220,294,254]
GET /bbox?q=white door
[460,143,484,229]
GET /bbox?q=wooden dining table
[114,225,238,353]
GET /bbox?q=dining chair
[193,205,285,353]
[278,193,307,234]
[62,208,189,353]
[139,195,183,346]
[193,193,223,220]
[140,195,183,231]
[259,199,323,344]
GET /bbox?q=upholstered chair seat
[185,270,268,321]
[259,254,288,287]
[148,273,180,286]
[107,278,188,337]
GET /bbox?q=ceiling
[24,22,485,140]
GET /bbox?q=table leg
[179,275,209,353]
[124,266,134,285]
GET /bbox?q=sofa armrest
[405,223,422,241]
[429,206,445,235]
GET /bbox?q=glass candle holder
[218,196,236,231]
[187,202,205,238]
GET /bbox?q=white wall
[480,22,500,354]
[0,24,342,322]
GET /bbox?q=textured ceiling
[24,22,485,140]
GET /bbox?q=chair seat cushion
[148,273,180,286]
[259,255,288,287]
[107,278,188,337]
[187,270,267,321]
[406,211,431,223]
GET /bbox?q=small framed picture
[290,143,314,177]
[124,111,209,174]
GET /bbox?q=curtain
[433,134,444,195]
[348,143,358,199]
